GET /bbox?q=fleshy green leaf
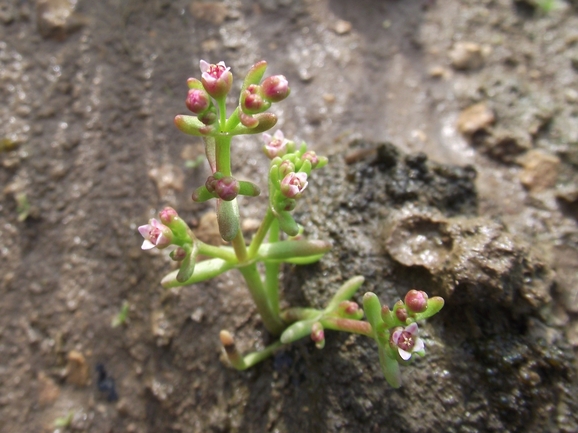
[276,211,299,236]
[282,253,325,265]
[161,258,234,288]
[174,115,216,136]
[362,292,383,333]
[192,185,217,202]
[315,156,328,170]
[177,246,197,282]
[412,296,444,321]
[230,113,278,135]
[217,199,240,242]
[238,181,261,197]
[325,276,365,312]
[242,60,268,91]
[203,136,216,172]
[379,345,402,388]
[280,319,316,344]
[258,240,331,261]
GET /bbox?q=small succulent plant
[139,60,444,387]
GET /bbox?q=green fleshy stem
[320,317,373,338]
[237,263,284,335]
[264,218,280,317]
[197,242,237,262]
[247,208,275,259]
[220,330,284,371]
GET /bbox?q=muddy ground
[1,0,578,432]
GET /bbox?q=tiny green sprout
[111,301,130,327]
[0,137,19,153]
[53,411,74,428]
[139,60,445,387]
[185,154,206,169]
[15,192,30,222]
[536,0,557,13]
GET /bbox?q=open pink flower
[138,218,172,250]
[262,130,288,159]
[199,60,233,99]
[280,171,308,199]
[389,323,425,361]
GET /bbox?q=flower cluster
[266,132,327,236]
[174,60,289,138]
[238,61,290,128]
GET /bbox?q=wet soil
[1,0,578,432]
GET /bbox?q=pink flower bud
[170,247,187,261]
[241,84,270,115]
[185,88,211,114]
[395,307,408,322]
[262,75,290,102]
[280,172,308,199]
[205,175,218,194]
[138,218,173,250]
[274,198,296,213]
[214,176,240,201]
[159,207,179,225]
[199,60,233,99]
[301,151,319,168]
[239,111,259,128]
[278,159,295,178]
[405,290,428,313]
[198,106,217,125]
[311,322,324,344]
[262,130,288,159]
[345,301,360,315]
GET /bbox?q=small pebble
[449,41,485,70]
[457,102,495,135]
[518,149,560,192]
[66,350,89,386]
[333,19,352,35]
[190,307,204,323]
